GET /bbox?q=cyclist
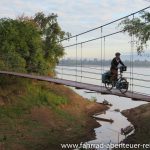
[110,52,125,82]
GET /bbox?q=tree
[0,18,48,74]
[120,11,150,54]
[33,12,70,67]
[0,12,69,75]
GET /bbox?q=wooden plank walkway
[0,71,150,102]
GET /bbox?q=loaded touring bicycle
[102,66,129,94]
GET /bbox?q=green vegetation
[0,12,106,150]
[0,12,70,74]
[23,85,68,109]
[0,76,69,119]
[0,77,77,149]
[0,76,105,150]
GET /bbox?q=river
[56,66,149,149]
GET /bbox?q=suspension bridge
[1,6,150,102]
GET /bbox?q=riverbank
[0,76,107,150]
[121,103,150,144]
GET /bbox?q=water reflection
[71,87,147,146]
[56,66,149,148]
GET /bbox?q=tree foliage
[33,12,70,66]
[120,11,150,53]
[0,12,69,75]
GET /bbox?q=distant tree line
[59,58,150,67]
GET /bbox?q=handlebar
[119,66,127,73]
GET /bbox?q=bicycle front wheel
[119,78,128,94]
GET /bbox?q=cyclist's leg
[110,69,118,86]
[110,69,117,80]
[115,70,118,81]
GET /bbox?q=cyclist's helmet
[115,52,121,56]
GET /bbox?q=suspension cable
[59,6,150,42]
[56,67,150,83]
[57,62,150,77]
[61,57,63,79]
[76,36,78,82]
[132,14,135,94]
[57,65,150,77]
[57,12,150,96]
[101,27,103,87]
[130,29,132,92]
[64,30,123,48]
[80,43,83,81]
[103,37,106,74]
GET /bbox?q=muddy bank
[0,77,108,150]
[121,103,150,144]
[42,83,109,146]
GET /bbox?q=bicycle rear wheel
[119,78,128,94]
[105,82,113,91]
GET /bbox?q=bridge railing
[57,6,150,96]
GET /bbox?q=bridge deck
[0,71,149,102]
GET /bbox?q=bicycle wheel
[119,78,128,94]
[105,81,113,91]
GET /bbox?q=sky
[0,0,150,59]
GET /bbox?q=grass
[0,77,70,148]
[0,81,69,121]
[0,76,106,150]
[22,85,69,109]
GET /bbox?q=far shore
[57,65,150,68]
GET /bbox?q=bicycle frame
[104,66,128,93]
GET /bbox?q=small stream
[56,66,149,149]
[71,87,147,149]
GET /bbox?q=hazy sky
[0,0,150,59]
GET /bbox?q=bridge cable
[103,37,106,74]
[61,53,64,79]
[101,27,103,88]
[56,13,150,96]
[76,36,78,83]
[130,28,132,92]
[59,6,150,43]
[80,43,83,82]
[61,58,63,79]
[131,14,135,94]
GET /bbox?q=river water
[56,66,149,148]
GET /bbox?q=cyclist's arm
[119,59,125,66]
